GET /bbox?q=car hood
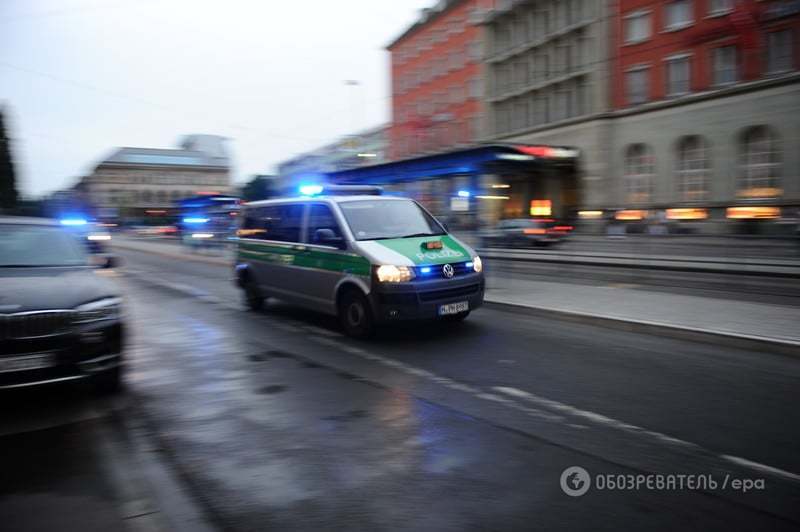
[355,235,475,267]
[0,267,119,313]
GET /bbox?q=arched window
[676,136,710,201]
[739,126,781,197]
[624,144,655,204]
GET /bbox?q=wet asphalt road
[3,246,799,531]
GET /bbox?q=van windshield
[338,199,446,241]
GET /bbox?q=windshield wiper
[398,232,444,238]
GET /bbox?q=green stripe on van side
[237,240,371,276]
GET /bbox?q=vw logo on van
[442,263,455,278]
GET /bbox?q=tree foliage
[0,108,19,211]
[241,175,276,202]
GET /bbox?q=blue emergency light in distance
[60,218,88,226]
[457,190,471,198]
[183,217,209,224]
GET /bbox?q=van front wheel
[339,289,374,338]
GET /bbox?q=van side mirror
[314,228,344,249]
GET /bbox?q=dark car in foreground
[0,217,124,392]
[481,218,573,248]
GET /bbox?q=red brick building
[388,0,492,160]
[613,0,799,108]
[606,0,799,231]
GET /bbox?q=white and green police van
[234,185,484,337]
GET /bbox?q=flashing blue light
[60,218,87,226]
[183,217,209,224]
[299,184,324,196]
[420,266,432,274]
[465,262,474,268]
[457,190,471,198]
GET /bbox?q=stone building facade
[81,134,231,220]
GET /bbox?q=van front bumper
[368,272,484,322]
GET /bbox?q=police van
[235,185,484,337]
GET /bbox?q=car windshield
[338,199,446,241]
[0,224,88,267]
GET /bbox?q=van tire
[243,276,264,311]
[338,289,374,338]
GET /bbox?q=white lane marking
[721,455,800,483]
[495,386,800,484]
[310,336,562,422]
[494,386,702,450]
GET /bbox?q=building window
[513,59,528,89]
[664,0,693,31]
[626,67,650,105]
[535,53,549,83]
[766,30,794,74]
[468,40,482,62]
[468,77,482,99]
[676,136,709,201]
[624,11,651,44]
[712,45,738,85]
[739,126,781,197]
[624,144,655,204]
[708,0,733,16]
[512,98,528,131]
[665,55,691,96]
[555,88,571,121]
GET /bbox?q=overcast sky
[0,0,431,197]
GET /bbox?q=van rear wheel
[243,277,264,311]
[339,289,374,338]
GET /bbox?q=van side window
[239,208,267,238]
[308,204,343,245]
[263,204,304,243]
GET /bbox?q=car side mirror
[314,228,344,249]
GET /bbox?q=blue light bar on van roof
[299,184,324,196]
[183,217,209,224]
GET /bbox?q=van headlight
[375,265,415,283]
[472,256,483,273]
[74,297,122,324]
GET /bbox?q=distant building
[82,134,231,219]
[477,0,612,211]
[388,0,491,160]
[276,125,388,192]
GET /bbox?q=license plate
[439,301,469,316]
[0,353,56,373]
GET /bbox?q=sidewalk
[112,236,800,355]
[484,276,800,355]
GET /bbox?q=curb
[478,249,800,278]
[483,299,800,358]
[112,241,230,267]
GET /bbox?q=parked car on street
[0,217,125,392]
[480,218,572,248]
